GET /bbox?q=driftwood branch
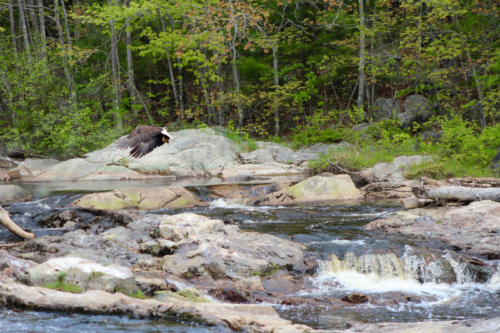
[0,206,35,239]
[328,162,358,175]
[0,156,19,166]
[413,186,500,202]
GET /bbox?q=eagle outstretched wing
[129,134,164,158]
[116,125,169,158]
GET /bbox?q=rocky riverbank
[1,128,500,332]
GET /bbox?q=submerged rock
[341,292,370,304]
[341,317,500,333]
[27,257,137,294]
[247,173,364,205]
[0,185,32,204]
[72,187,208,210]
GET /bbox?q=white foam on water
[308,239,366,246]
[302,247,500,307]
[208,198,283,210]
[310,269,459,299]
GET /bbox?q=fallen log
[0,205,35,239]
[413,185,500,203]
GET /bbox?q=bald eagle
[116,125,172,158]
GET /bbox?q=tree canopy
[0,0,499,158]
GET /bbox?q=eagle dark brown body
[116,125,172,158]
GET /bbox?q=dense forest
[0,0,499,172]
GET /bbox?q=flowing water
[2,179,500,331]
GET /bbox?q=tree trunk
[356,0,365,112]
[107,0,122,129]
[17,0,31,57]
[28,0,40,38]
[9,0,17,52]
[217,63,225,126]
[37,0,46,58]
[59,0,72,47]
[74,0,80,41]
[229,0,243,128]
[272,45,280,135]
[0,206,35,239]
[158,13,180,114]
[53,0,70,84]
[197,61,212,124]
[177,57,184,120]
[125,0,137,125]
[166,15,184,120]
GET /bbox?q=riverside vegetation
[0,0,499,180]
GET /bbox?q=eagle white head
[161,128,173,142]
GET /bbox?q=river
[2,178,500,331]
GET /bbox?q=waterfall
[318,246,477,286]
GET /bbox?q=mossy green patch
[170,197,191,208]
[89,271,105,279]
[128,290,147,299]
[43,273,82,294]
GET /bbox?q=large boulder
[11,158,60,178]
[358,155,430,182]
[397,95,434,128]
[151,213,305,281]
[84,128,240,177]
[240,149,276,164]
[27,257,137,294]
[366,200,500,257]
[78,165,160,181]
[0,185,32,204]
[28,158,101,181]
[351,123,373,140]
[72,187,208,210]
[246,174,364,206]
[373,98,401,121]
[492,150,500,170]
[295,142,352,162]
